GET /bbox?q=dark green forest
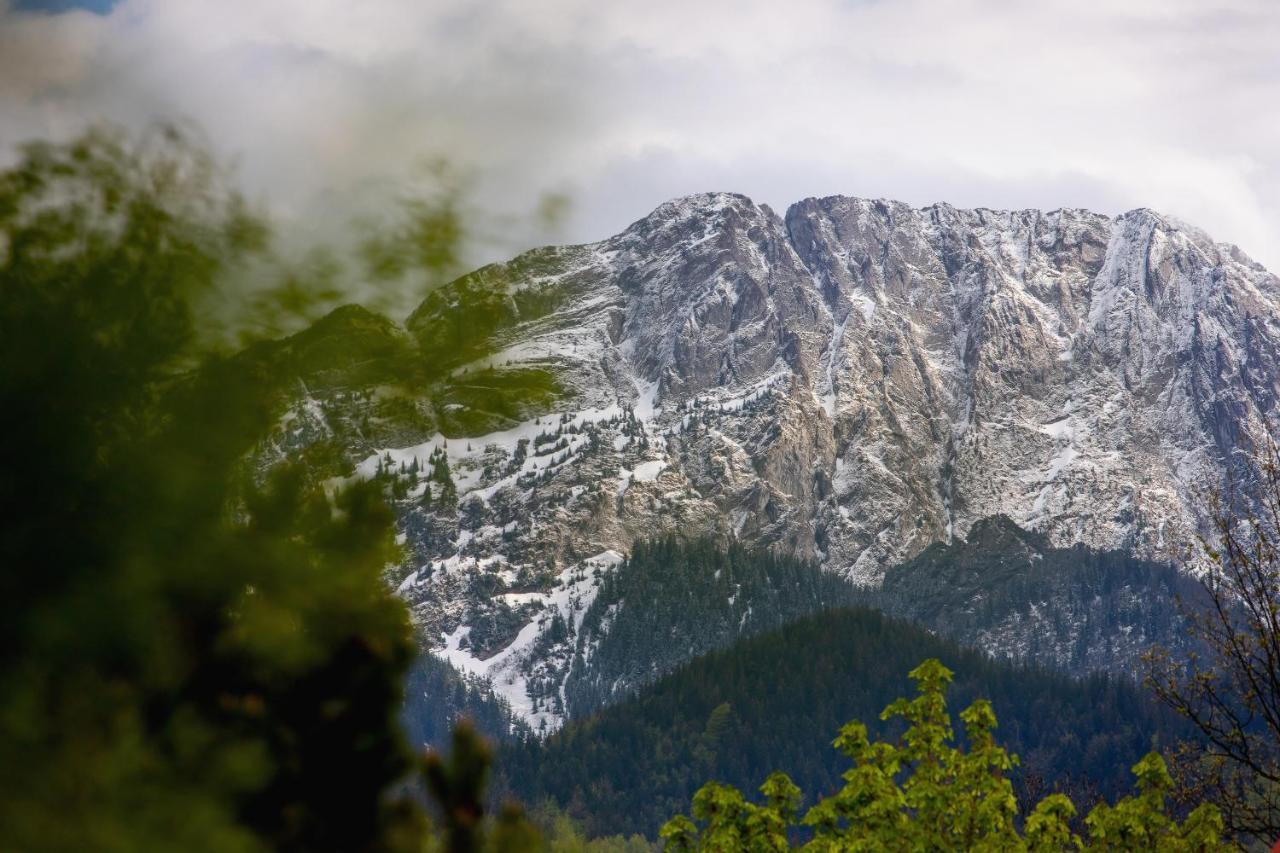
[400,536,858,748]
[871,515,1205,675]
[558,537,860,718]
[497,605,1191,839]
[401,654,527,751]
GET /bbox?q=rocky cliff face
[278,192,1280,729]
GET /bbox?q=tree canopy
[0,125,423,851]
[661,660,1228,852]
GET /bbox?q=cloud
[1,0,1277,278]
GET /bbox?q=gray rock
[313,192,1280,729]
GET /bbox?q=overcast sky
[2,0,1278,281]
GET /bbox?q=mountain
[495,606,1192,839]
[260,193,1280,730]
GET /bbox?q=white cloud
[1,0,1277,277]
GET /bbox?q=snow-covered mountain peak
[303,192,1280,727]
[383,192,1280,584]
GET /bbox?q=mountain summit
[275,193,1280,728]
[403,193,1277,572]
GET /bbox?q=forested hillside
[496,606,1190,839]
[400,654,527,749]
[871,516,1204,675]
[558,537,860,717]
[403,529,1203,744]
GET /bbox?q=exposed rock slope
[274,192,1280,728]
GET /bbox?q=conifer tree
[661,660,1227,851]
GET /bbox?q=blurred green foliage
[0,124,429,851]
[359,160,468,291]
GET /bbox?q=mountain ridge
[264,190,1279,730]
[383,189,1279,571]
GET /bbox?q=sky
[2,0,1278,284]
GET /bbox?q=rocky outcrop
[283,192,1280,728]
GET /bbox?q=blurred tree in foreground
[661,660,1228,852]
[0,125,430,851]
[1147,446,1280,843]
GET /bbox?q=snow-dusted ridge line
[316,190,1280,728]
